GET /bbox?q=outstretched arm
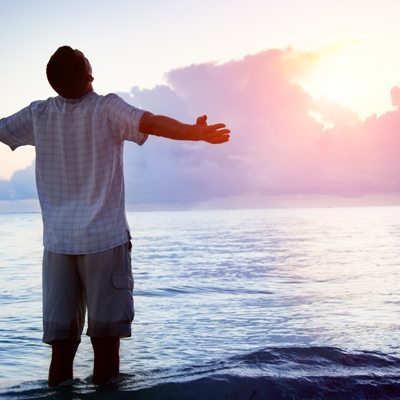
[139,112,230,144]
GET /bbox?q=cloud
[391,86,400,107]
[3,47,400,208]
[120,47,400,204]
[0,162,36,201]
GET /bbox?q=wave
[3,346,400,399]
[134,285,274,297]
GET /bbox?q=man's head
[46,46,94,99]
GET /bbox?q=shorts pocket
[112,274,134,290]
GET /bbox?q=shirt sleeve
[0,106,35,151]
[105,94,148,145]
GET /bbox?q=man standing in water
[0,46,230,386]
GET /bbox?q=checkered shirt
[0,92,147,254]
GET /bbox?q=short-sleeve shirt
[0,92,147,254]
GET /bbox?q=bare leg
[91,336,120,385]
[48,339,79,387]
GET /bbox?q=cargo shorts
[42,240,134,344]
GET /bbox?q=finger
[216,129,231,135]
[203,130,230,141]
[206,123,227,132]
[207,128,230,136]
[196,115,207,124]
[205,131,230,141]
[206,135,230,144]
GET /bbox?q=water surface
[1,207,400,399]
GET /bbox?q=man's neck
[82,84,94,97]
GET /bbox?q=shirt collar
[60,91,96,103]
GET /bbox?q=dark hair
[46,46,89,99]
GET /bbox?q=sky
[1,0,400,211]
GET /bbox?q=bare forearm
[139,113,194,140]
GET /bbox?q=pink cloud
[391,86,400,107]
[163,49,400,199]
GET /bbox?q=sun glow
[297,41,388,119]
[302,43,361,102]
[319,76,350,102]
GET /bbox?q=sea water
[1,207,400,399]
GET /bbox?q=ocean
[1,207,400,399]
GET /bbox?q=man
[0,46,230,386]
